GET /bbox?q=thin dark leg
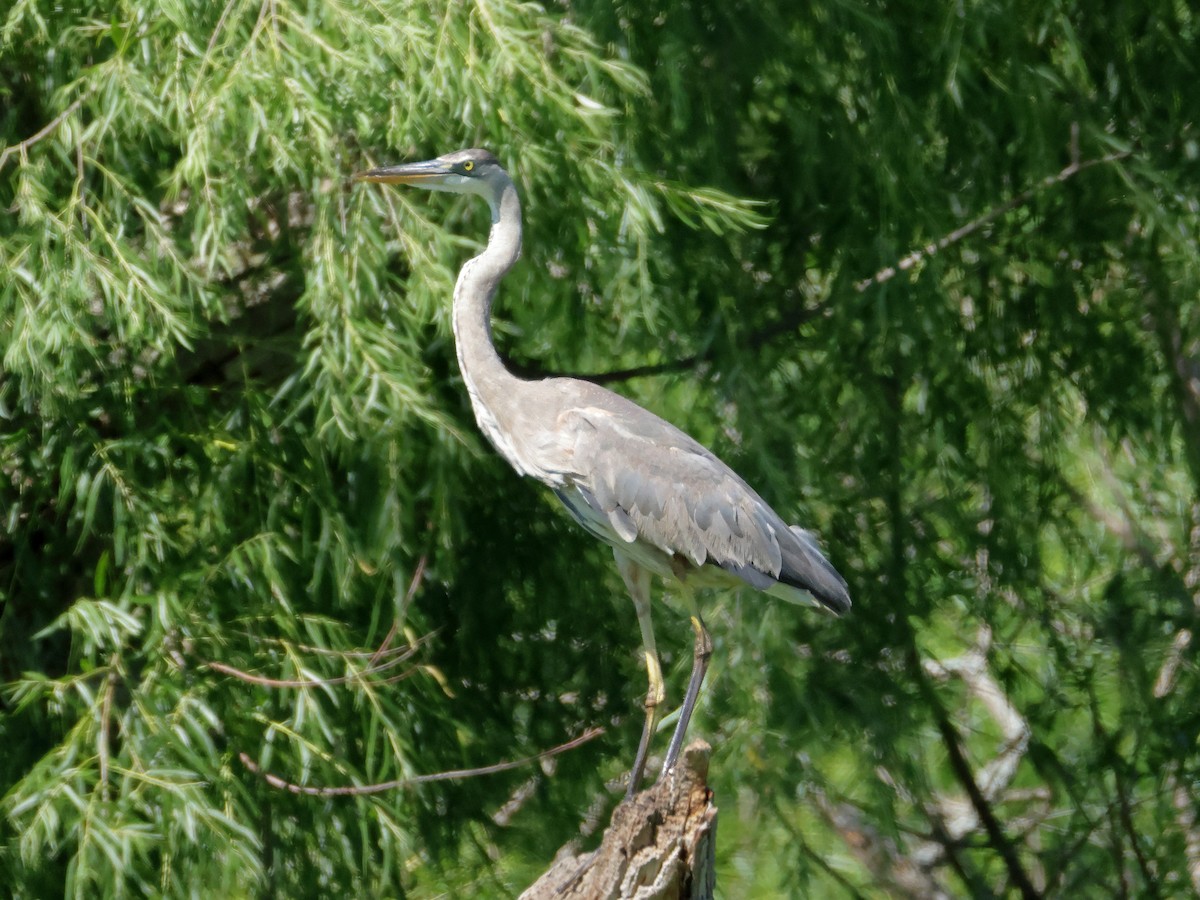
[627,700,661,799]
[660,613,712,779]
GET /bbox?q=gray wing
[551,387,850,615]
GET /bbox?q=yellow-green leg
[615,552,664,798]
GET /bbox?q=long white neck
[451,180,534,473]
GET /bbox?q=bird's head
[355,148,506,206]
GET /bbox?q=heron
[356,148,851,797]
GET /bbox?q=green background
[2,0,1198,895]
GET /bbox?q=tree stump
[520,741,718,900]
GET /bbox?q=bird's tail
[774,526,852,615]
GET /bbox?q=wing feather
[565,406,785,575]
[542,385,850,615]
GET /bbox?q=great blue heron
[356,148,851,797]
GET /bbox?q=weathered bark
[521,741,718,900]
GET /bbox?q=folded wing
[556,397,850,615]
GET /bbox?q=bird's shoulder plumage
[525,378,850,614]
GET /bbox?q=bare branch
[0,93,90,173]
[544,134,1131,386]
[916,636,1044,900]
[854,143,1132,293]
[370,555,426,668]
[931,709,1042,900]
[203,643,422,688]
[923,626,1031,806]
[239,726,605,796]
[205,560,433,688]
[257,632,437,660]
[511,301,826,385]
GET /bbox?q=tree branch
[539,134,1131,387]
[204,649,420,688]
[239,726,605,796]
[0,93,90,172]
[930,707,1042,900]
[854,137,1131,292]
[510,301,826,385]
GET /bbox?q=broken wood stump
[520,741,718,900]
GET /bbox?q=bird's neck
[451,181,533,472]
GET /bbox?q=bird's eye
[462,160,475,172]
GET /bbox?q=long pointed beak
[354,159,453,185]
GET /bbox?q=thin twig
[259,633,435,659]
[207,559,433,687]
[854,144,1132,292]
[0,94,89,172]
[513,302,826,385]
[370,555,426,668]
[239,726,605,796]
[204,646,419,688]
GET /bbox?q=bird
[356,148,851,797]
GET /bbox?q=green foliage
[3,0,1198,896]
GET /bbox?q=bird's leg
[615,553,664,798]
[660,608,712,780]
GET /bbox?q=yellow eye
[463,160,475,172]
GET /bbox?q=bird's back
[514,377,851,615]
